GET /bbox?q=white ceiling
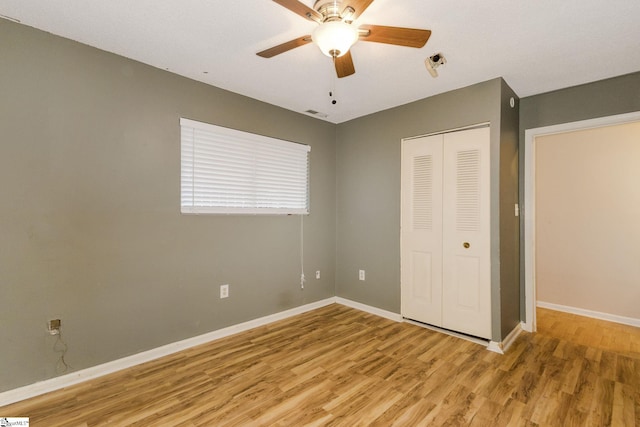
[2,0,640,123]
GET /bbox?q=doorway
[523,111,640,331]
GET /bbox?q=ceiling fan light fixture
[312,20,359,58]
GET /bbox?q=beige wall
[535,121,640,319]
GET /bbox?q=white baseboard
[3,297,524,406]
[486,341,503,354]
[334,297,403,322]
[503,322,525,352]
[0,297,336,407]
[487,322,525,354]
[403,319,489,347]
[537,301,640,328]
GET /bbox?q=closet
[401,126,491,339]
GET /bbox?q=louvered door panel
[412,155,433,230]
[456,150,481,232]
[442,127,491,339]
[401,134,443,326]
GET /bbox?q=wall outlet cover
[220,284,229,299]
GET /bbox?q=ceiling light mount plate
[425,52,446,78]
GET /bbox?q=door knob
[463,242,470,249]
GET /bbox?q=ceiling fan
[257,0,432,78]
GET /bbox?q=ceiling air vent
[304,109,328,118]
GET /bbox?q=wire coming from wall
[53,331,70,374]
[300,214,306,289]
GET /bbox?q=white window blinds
[180,118,310,214]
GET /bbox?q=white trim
[341,300,512,353]
[486,341,504,354]
[334,297,403,322]
[502,322,524,352]
[523,110,640,333]
[403,122,490,142]
[523,126,537,333]
[537,301,640,328]
[403,318,488,347]
[1,296,530,407]
[0,298,336,407]
[486,322,524,354]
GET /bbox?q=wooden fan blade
[341,0,374,21]
[257,36,312,58]
[272,0,322,23]
[358,24,431,48]
[335,51,356,78]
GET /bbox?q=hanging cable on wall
[300,214,306,289]
[53,330,70,374]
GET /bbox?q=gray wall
[2,13,561,392]
[498,80,521,338]
[0,20,336,392]
[519,71,640,319]
[335,78,521,342]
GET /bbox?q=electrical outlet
[359,269,365,281]
[315,270,321,280]
[220,284,229,299]
[48,319,61,335]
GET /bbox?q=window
[180,118,310,214]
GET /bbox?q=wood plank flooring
[1,304,639,426]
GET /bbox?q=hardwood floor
[1,304,639,426]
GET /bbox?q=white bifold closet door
[401,126,491,339]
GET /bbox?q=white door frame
[523,110,640,332]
